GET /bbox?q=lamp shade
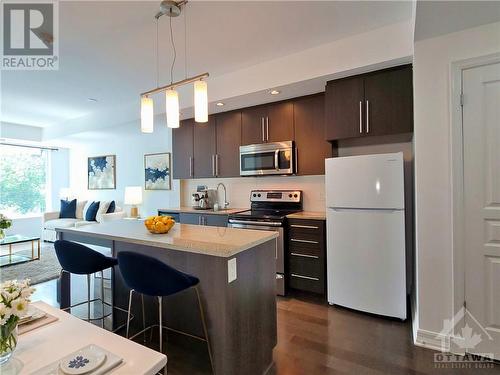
[194,80,208,123]
[124,186,143,205]
[140,97,154,133]
[166,89,179,128]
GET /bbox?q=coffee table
[0,235,41,267]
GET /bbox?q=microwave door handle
[274,150,280,170]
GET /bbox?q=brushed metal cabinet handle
[291,238,319,244]
[215,154,219,176]
[274,150,280,171]
[189,157,193,177]
[366,100,369,133]
[198,215,201,225]
[266,117,269,142]
[290,224,319,229]
[359,101,363,133]
[291,273,319,281]
[212,155,215,176]
[261,118,265,142]
[290,252,319,259]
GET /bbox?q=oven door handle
[228,219,282,227]
[274,150,280,171]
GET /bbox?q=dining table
[6,301,167,374]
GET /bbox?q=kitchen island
[56,220,278,375]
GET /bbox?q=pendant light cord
[184,5,187,79]
[169,16,176,85]
[155,18,159,88]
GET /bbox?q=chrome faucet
[216,183,229,209]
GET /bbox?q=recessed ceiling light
[270,90,280,95]
[216,102,224,107]
[87,98,98,102]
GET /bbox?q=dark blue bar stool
[54,240,125,328]
[117,251,214,374]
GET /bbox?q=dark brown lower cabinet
[287,218,326,295]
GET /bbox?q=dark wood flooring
[32,281,498,375]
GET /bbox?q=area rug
[0,243,61,285]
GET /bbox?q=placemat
[19,313,58,335]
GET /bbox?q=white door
[325,153,405,209]
[463,62,500,359]
[327,208,406,319]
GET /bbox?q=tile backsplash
[180,175,326,211]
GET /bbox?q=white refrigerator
[325,152,406,320]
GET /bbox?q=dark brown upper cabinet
[193,116,217,178]
[294,94,332,175]
[241,101,294,145]
[215,111,242,178]
[325,64,413,141]
[172,118,194,179]
[266,101,294,143]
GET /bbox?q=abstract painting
[88,155,116,190]
[144,153,171,190]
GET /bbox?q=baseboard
[415,328,449,352]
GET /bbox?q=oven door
[228,220,285,295]
[239,142,294,176]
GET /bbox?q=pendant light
[166,89,179,128]
[194,80,208,123]
[140,1,209,132]
[140,96,154,133]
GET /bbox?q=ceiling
[414,1,500,41]
[1,1,413,132]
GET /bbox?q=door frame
[451,52,500,354]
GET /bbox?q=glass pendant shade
[194,80,208,123]
[140,97,154,133]
[166,89,180,128]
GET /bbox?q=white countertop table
[10,301,167,375]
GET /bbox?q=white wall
[0,122,43,142]
[64,115,180,217]
[413,22,500,341]
[180,175,326,212]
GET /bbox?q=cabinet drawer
[289,255,323,279]
[288,240,322,257]
[288,219,324,241]
[289,273,324,294]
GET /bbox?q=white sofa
[43,200,126,242]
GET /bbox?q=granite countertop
[286,211,326,220]
[158,207,249,215]
[56,220,277,258]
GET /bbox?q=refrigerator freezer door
[325,153,405,209]
[327,208,406,319]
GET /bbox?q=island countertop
[56,219,277,258]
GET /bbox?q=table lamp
[124,186,143,218]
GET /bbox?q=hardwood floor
[32,281,498,374]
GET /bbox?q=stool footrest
[129,324,207,343]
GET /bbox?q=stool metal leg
[141,294,147,343]
[87,274,91,321]
[100,271,105,328]
[195,286,215,375]
[158,296,163,353]
[126,289,134,339]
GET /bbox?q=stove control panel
[250,190,302,203]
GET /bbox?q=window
[0,145,49,218]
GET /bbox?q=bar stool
[117,251,215,374]
[54,240,124,328]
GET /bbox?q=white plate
[19,305,47,325]
[59,346,106,375]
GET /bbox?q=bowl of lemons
[144,215,175,234]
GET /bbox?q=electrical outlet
[228,258,237,283]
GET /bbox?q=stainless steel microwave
[239,141,295,176]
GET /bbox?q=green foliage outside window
[0,146,47,216]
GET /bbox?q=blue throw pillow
[59,199,77,219]
[106,200,115,214]
[85,201,100,221]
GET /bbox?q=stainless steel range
[228,190,303,296]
